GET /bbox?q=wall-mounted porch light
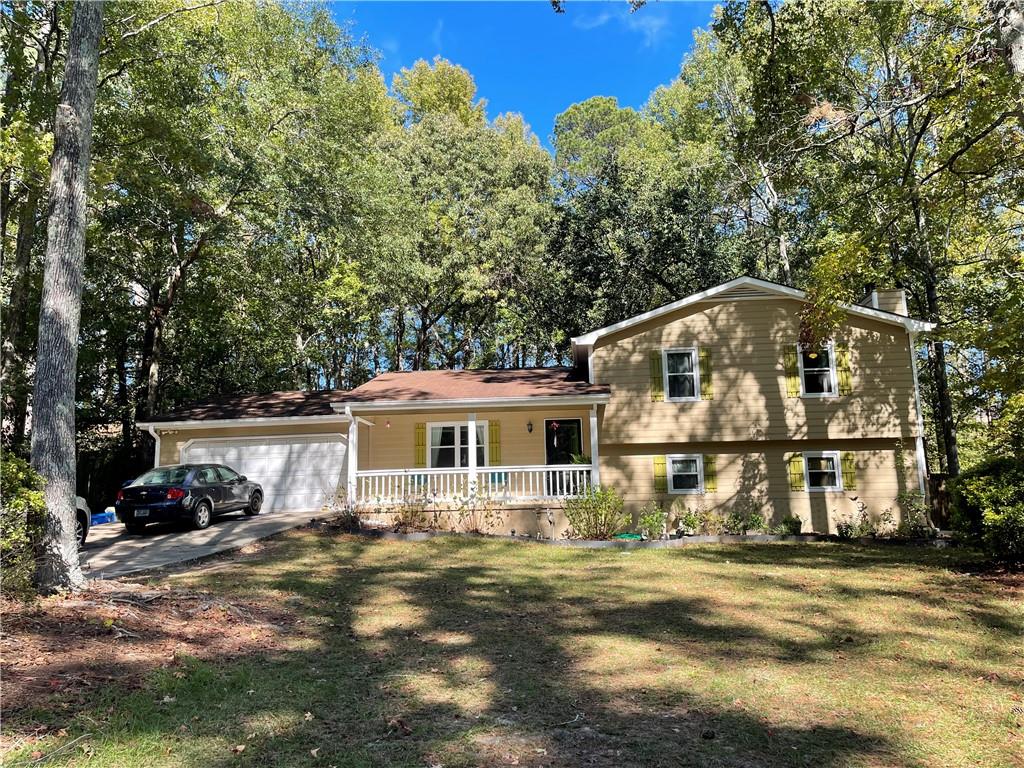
[527,420,533,433]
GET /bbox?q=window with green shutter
[699,349,714,400]
[653,455,667,493]
[703,454,717,492]
[836,345,853,395]
[488,421,501,465]
[414,423,427,468]
[649,351,665,402]
[784,347,801,398]
[840,451,857,490]
[788,453,805,490]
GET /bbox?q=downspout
[907,331,929,500]
[147,425,161,468]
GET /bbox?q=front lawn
[3,532,1021,767]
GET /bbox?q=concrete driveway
[80,508,325,579]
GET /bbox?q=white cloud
[625,12,669,48]
[431,19,444,51]
[572,11,613,30]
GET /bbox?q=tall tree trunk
[30,0,104,593]
[924,276,959,476]
[991,0,1024,76]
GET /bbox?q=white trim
[666,453,704,495]
[908,332,928,497]
[795,341,839,399]
[467,412,478,495]
[148,425,161,468]
[332,394,610,413]
[570,276,935,346]
[803,450,843,492]
[426,420,490,469]
[662,347,701,402]
[347,416,358,501]
[139,414,348,431]
[589,405,601,488]
[177,431,348,463]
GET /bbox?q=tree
[30,0,103,592]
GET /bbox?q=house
[138,276,935,536]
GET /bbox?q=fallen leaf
[232,744,246,754]
[304,712,314,721]
[310,747,320,757]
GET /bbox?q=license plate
[135,509,150,518]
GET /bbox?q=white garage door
[182,434,347,513]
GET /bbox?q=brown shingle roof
[342,367,608,403]
[148,390,347,422]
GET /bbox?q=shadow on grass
[9,538,1020,767]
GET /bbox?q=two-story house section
[139,277,935,536]
[573,277,934,533]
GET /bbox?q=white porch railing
[355,464,592,505]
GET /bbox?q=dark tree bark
[30,0,104,593]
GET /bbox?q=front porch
[343,405,602,507]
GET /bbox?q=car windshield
[130,467,190,486]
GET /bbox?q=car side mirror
[239,475,247,482]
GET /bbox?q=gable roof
[570,276,936,347]
[334,367,609,411]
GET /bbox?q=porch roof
[334,367,609,411]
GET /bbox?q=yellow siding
[156,421,346,466]
[356,408,592,470]
[599,440,922,534]
[591,298,920,443]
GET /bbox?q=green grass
[6,534,1023,767]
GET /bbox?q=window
[195,467,218,485]
[216,466,240,482]
[798,342,838,397]
[428,422,488,468]
[667,454,704,494]
[131,466,190,486]
[804,451,842,491]
[664,348,701,401]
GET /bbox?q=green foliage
[950,457,1024,564]
[635,501,667,540]
[674,505,702,535]
[723,505,767,535]
[563,486,628,540]
[779,515,803,536]
[1,454,46,599]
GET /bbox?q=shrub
[636,501,667,540]
[779,515,803,535]
[1,454,46,600]
[723,505,766,534]
[563,486,628,540]
[674,505,702,535]
[895,492,932,538]
[697,506,726,535]
[950,457,1024,565]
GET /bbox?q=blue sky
[331,1,718,149]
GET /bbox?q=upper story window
[798,342,838,397]
[663,348,701,402]
[804,451,842,491]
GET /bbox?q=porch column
[589,405,601,488]
[467,411,478,498]
[346,416,358,503]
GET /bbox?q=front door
[545,419,583,496]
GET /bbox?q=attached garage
[181,434,346,512]
[138,390,351,515]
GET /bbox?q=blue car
[115,464,263,534]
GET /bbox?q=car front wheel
[192,501,213,530]
[245,491,263,516]
[76,513,88,547]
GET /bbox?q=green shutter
[649,351,664,402]
[653,455,667,493]
[788,453,805,490]
[784,346,801,398]
[414,423,427,468]
[699,348,714,400]
[836,345,853,395]
[488,421,501,465]
[841,451,857,490]
[703,454,717,493]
